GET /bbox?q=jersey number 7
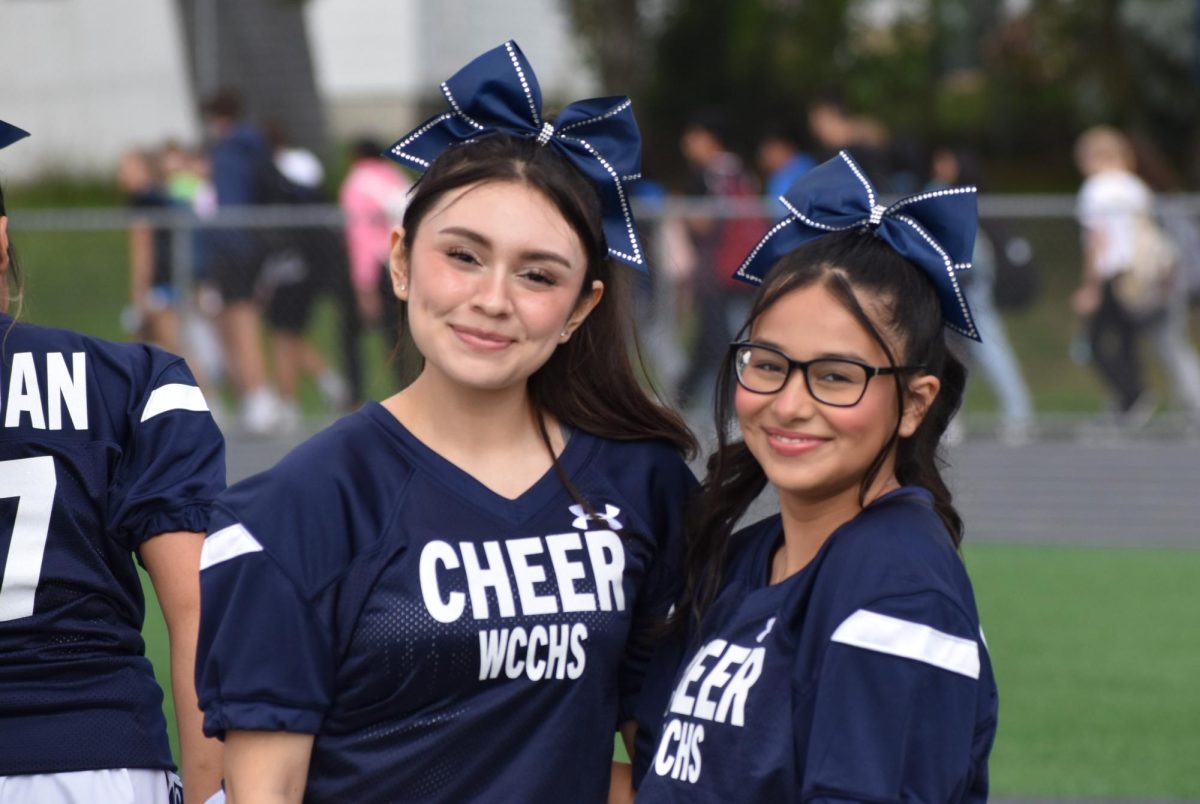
[0,456,58,622]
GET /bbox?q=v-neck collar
[363,401,598,524]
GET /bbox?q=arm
[801,601,992,803]
[141,530,224,804]
[128,223,153,314]
[606,721,638,804]
[1072,228,1105,316]
[223,730,315,804]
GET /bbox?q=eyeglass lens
[734,345,869,405]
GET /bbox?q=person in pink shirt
[340,138,412,381]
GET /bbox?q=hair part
[394,133,697,468]
[673,228,966,635]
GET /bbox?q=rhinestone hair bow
[0,120,30,151]
[734,150,980,340]
[386,40,647,270]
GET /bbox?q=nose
[770,370,817,421]
[470,267,514,317]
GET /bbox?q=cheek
[839,387,900,440]
[733,385,767,428]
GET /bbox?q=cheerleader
[196,42,697,802]
[0,120,225,804]
[634,152,998,802]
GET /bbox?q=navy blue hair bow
[386,41,646,270]
[734,151,980,340]
[0,120,30,151]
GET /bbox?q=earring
[560,329,569,338]
[398,283,407,292]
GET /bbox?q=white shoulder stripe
[830,609,980,679]
[201,523,264,571]
[141,383,209,422]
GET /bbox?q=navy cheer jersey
[0,315,225,775]
[635,487,998,803]
[197,402,696,803]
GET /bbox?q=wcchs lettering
[0,352,88,431]
[652,637,767,784]
[419,529,626,682]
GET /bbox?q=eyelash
[521,269,557,287]
[445,247,558,286]
[447,247,479,265]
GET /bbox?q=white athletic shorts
[0,768,181,804]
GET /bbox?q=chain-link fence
[11,196,1200,441]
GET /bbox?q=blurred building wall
[0,0,197,181]
[305,0,598,144]
[1,0,595,181]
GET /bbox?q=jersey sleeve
[109,357,225,551]
[196,502,335,738]
[618,450,698,726]
[800,591,991,803]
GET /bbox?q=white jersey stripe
[830,609,980,679]
[140,383,209,422]
[201,524,264,571]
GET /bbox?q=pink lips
[452,325,514,351]
[763,427,829,457]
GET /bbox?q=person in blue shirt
[757,126,815,203]
[632,152,998,802]
[195,42,697,803]
[0,121,226,804]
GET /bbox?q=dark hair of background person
[396,133,698,470]
[672,229,967,635]
[932,144,986,189]
[0,184,23,308]
[352,138,387,162]
[682,108,732,148]
[201,89,244,121]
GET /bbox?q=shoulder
[213,408,414,587]
[820,488,970,606]
[586,434,698,500]
[4,318,187,397]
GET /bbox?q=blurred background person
[929,145,1036,445]
[259,124,351,433]
[807,92,894,189]
[1071,126,1162,430]
[339,137,411,385]
[756,125,815,201]
[116,148,183,355]
[200,90,280,436]
[673,110,766,414]
[1126,130,1200,429]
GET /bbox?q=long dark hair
[674,229,966,633]
[395,133,697,463]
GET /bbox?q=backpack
[982,218,1040,310]
[1113,213,1178,318]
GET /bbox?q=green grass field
[141,544,1200,799]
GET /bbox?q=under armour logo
[569,503,623,531]
[755,617,776,643]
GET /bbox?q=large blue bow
[734,151,980,340]
[0,119,30,151]
[386,41,647,270]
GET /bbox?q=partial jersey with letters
[0,314,225,776]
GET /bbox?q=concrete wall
[0,0,197,181]
[0,0,596,180]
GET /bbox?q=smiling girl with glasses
[632,153,998,803]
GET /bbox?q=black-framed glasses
[731,341,925,407]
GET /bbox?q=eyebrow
[437,226,576,270]
[750,339,870,363]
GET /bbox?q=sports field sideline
[139,425,1200,803]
